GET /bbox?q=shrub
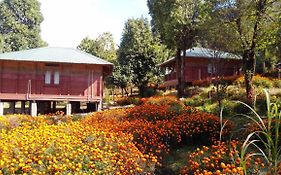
[253,75,273,88]
[183,95,211,107]
[192,75,241,87]
[145,96,184,109]
[115,96,140,106]
[235,75,274,88]
[272,79,281,88]
[185,87,204,97]
[143,87,157,97]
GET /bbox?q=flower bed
[180,141,267,175]
[0,96,234,174]
[84,97,233,158]
[0,117,156,174]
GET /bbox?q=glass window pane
[54,71,60,85]
[45,71,51,84]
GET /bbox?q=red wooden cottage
[159,47,242,89]
[0,47,113,116]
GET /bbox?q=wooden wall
[184,57,242,82]
[0,60,103,100]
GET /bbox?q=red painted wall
[184,58,242,82]
[0,60,104,101]
[163,57,242,84]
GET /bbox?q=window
[208,64,212,73]
[44,64,60,85]
[45,71,51,84]
[54,71,60,85]
[208,63,217,74]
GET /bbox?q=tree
[0,0,46,52]
[147,0,207,98]
[106,63,130,96]
[208,0,280,102]
[117,17,161,97]
[78,32,117,63]
[0,35,4,53]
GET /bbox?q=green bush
[235,75,274,88]
[115,96,140,106]
[143,87,157,97]
[272,79,281,88]
[253,77,273,88]
[183,95,211,107]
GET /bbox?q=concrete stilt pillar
[0,101,4,116]
[31,102,37,117]
[98,100,102,111]
[66,103,71,115]
[52,101,56,111]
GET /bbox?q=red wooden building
[0,47,113,116]
[159,47,242,89]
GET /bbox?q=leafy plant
[236,89,281,174]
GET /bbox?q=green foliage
[148,0,207,50]
[105,63,129,91]
[115,96,140,106]
[148,0,208,97]
[235,75,281,89]
[0,35,4,53]
[207,0,280,100]
[0,0,46,52]
[117,17,167,96]
[254,78,273,89]
[273,79,281,88]
[236,90,281,174]
[77,32,117,63]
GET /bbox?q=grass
[237,90,281,174]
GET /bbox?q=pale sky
[38,0,151,48]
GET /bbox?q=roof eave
[0,57,114,65]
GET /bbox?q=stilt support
[0,101,4,116]
[31,101,37,117]
[66,103,71,115]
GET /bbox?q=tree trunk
[176,48,184,98]
[243,49,255,104]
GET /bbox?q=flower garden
[0,95,280,174]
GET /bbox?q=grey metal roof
[160,47,242,66]
[0,47,113,65]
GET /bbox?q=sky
[39,0,151,48]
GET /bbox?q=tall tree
[118,17,161,97]
[147,0,207,98]
[0,35,4,53]
[208,0,280,102]
[78,32,117,63]
[0,0,46,52]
